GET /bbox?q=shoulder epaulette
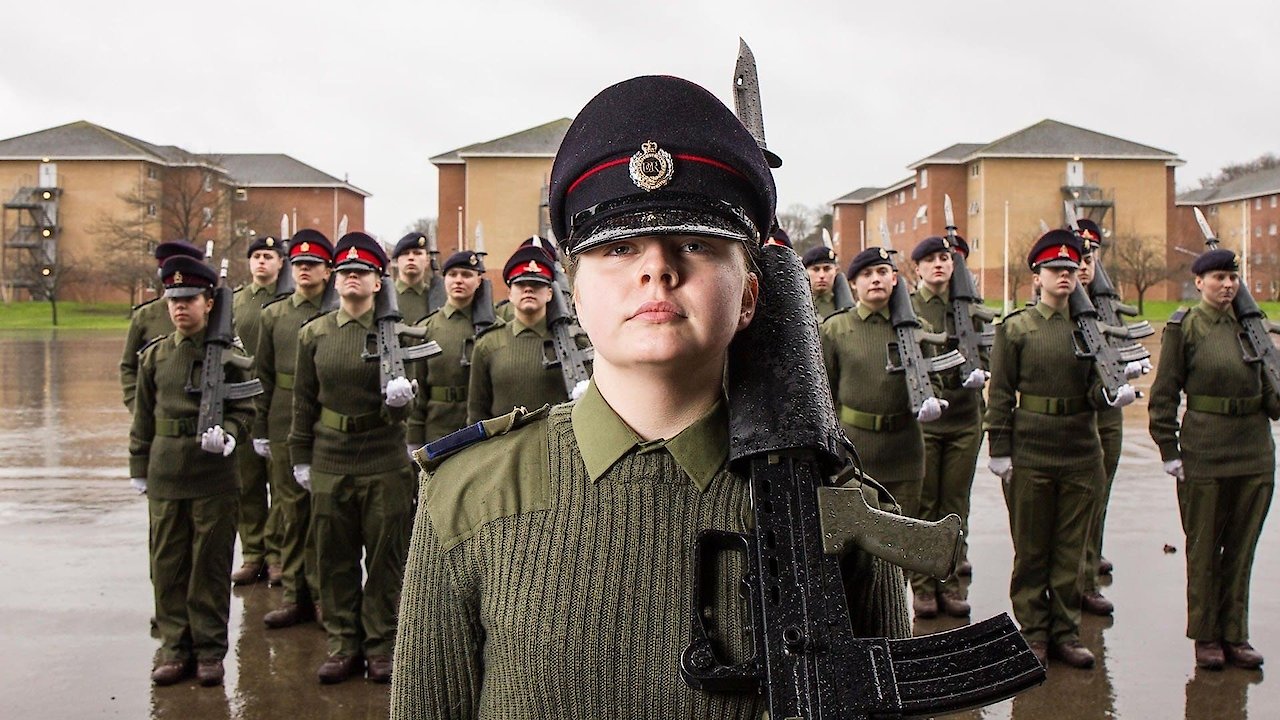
[416,404,550,471]
[262,295,289,310]
[418,308,441,325]
[475,318,506,338]
[495,299,511,309]
[131,296,162,313]
[136,334,168,358]
[821,307,850,324]
[1168,307,1189,325]
[994,307,1026,325]
[233,283,246,293]
[299,309,334,330]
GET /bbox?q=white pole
[859,219,866,251]
[1003,201,1011,314]
[1242,202,1250,287]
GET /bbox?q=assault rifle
[1063,202,1152,361]
[822,229,855,312]
[879,220,965,414]
[459,225,497,367]
[1068,284,1146,402]
[426,232,447,314]
[679,243,1045,718]
[318,274,339,314]
[1193,207,1280,396]
[274,214,295,298]
[539,236,593,396]
[942,195,995,378]
[189,259,263,436]
[362,276,442,392]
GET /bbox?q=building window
[1271,224,1277,236]
[972,237,980,249]
[898,191,906,204]
[202,207,214,224]
[234,188,248,201]
[971,164,980,177]
[203,174,213,193]
[1256,198,1263,210]
[146,203,157,217]
[969,201,980,215]
[911,187,917,200]
[919,169,928,189]
[147,166,159,181]
[1255,226,1263,238]
[1273,196,1278,208]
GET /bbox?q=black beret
[333,232,389,273]
[769,225,792,248]
[503,245,554,286]
[1027,229,1084,270]
[155,240,204,263]
[548,75,776,256]
[847,246,896,278]
[393,232,431,258]
[160,255,217,298]
[801,245,838,268]
[911,236,947,263]
[288,229,333,265]
[1076,219,1104,249]
[442,250,484,274]
[246,235,285,257]
[1191,248,1239,276]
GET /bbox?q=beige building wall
[863,198,889,250]
[463,156,553,282]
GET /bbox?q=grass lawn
[0,301,133,330]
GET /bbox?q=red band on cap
[1032,243,1080,266]
[505,259,553,284]
[336,245,384,271]
[290,241,332,263]
[566,153,746,196]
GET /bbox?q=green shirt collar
[336,307,375,328]
[290,290,322,308]
[918,284,949,303]
[1034,301,1070,321]
[395,278,428,295]
[174,328,207,346]
[442,300,472,319]
[250,281,273,295]
[571,381,728,492]
[856,301,891,321]
[1197,299,1236,322]
[512,315,550,338]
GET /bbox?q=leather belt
[319,407,385,433]
[840,405,909,432]
[1018,394,1090,416]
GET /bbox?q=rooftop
[430,118,573,165]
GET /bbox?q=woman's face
[572,234,757,371]
[1195,269,1239,310]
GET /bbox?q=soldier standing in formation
[230,234,285,586]
[392,231,433,324]
[120,240,206,410]
[1148,248,1276,671]
[985,229,1134,670]
[130,255,253,687]
[821,247,945,531]
[803,244,841,320]
[408,249,486,447]
[289,232,417,684]
[465,244,568,423]
[392,73,909,719]
[254,230,333,629]
[908,235,986,618]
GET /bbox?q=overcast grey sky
[2,0,1275,239]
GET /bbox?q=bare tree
[1107,234,1176,314]
[776,203,818,245]
[1200,152,1280,189]
[404,216,436,237]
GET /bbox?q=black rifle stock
[942,229,996,378]
[1068,285,1142,401]
[832,273,855,312]
[459,278,498,368]
[188,262,262,435]
[679,245,1044,718]
[361,277,441,391]
[541,255,593,395]
[273,265,296,299]
[426,243,447,314]
[886,275,965,414]
[318,274,339,314]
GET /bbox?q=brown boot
[1081,591,1115,616]
[267,564,284,586]
[317,654,364,684]
[1224,642,1264,669]
[231,562,264,586]
[912,592,938,619]
[151,659,194,686]
[264,602,316,629]
[197,660,225,687]
[367,655,393,683]
[1097,556,1114,576]
[1195,641,1225,670]
[1050,640,1096,669]
[1027,641,1048,667]
[937,591,971,618]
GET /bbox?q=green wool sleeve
[984,322,1018,458]
[405,318,431,447]
[252,311,277,440]
[821,322,841,411]
[391,497,483,720]
[288,331,319,467]
[467,338,495,425]
[224,350,255,441]
[1147,323,1186,462]
[120,315,146,410]
[128,348,158,479]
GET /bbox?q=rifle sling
[839,405,909,432]
[1018,394,1090,416]
[1186,394,1263,416]
[155,416,199,437]
[319,406,387,433]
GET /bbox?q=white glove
[200,425,236,456]
[1106,383,1136,408]
[989,456,1013,482]
[1139,358,1153,375]
[1124,361,1144,380]
[407,443,419,457]
[916,396,948,423]
[130,477,147,494]
[570,379,590,401]
[384,376,417,408]
[962,368,989,390]
[1164,459,1185,481]
[252,438,272,459]
[293,464,312,492]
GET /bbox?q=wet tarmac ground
[1,329,1277,719]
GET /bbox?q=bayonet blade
[821,228,833,250]
[733,38,781,168]
[943,194,956,231]
[1038,219,1051,234]
[280,213,289,240]
[338,214,349,237]
[879,218,892,249]
[1193,207,1218,245]
[1063,201,1080,232]
[474,222,486,256]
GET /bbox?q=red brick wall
[435,164,466,256]
[832,204,866,259]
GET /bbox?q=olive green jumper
[120,298,174,410]
[466,316,567,424]
[396,278,431,325]
[392,383,910,719]
[232,281,275,565]
[232,282,273,353]
[408,300,477,445]
[1148,301,1279,642]
[812,288,837,320]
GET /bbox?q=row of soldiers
[121,229,588,687]
[803,218,1272,674]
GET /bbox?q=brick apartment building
[831,120,1183,304]
[430,119,571,282]
[0,121,367,303]
[1176,167,1280,301]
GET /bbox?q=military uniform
[395,278,430,325]
[120,299,174,410]
[393,385,910,718]
[409,301,477,444]
[466,317,567,423]
[812,290,837,320]
[1149,300,1279,646]
[231,280,276,577]
[910,283,985,603]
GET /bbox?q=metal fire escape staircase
[3,184,61,300]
